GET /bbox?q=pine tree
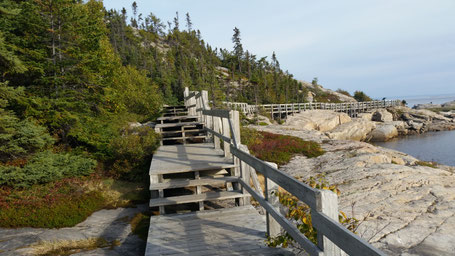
[232,27,243,73]
[186,12,192,32]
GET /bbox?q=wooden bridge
[145,88,386,256]
[224,100,401,119]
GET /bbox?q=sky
[103,0,455,98]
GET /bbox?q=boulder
[369,124,398,141]
[285,110,351,132]
[326,119,376,141]
[372,109,393,122]
[257,115,273,125]
[357,112,373,121]
[442,100,455,108]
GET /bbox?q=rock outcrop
[250,124,455,256]
[372,109,393,122]
[326,119,376,141]
[368,124,398,141]
[285,110,351,132]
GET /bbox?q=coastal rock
[0,205,148,256]
[442,100,455,108]
[326,119,376,141]
[256,125,455,255]
[413,103,441,109]
[257,114,273,125]
[372,109,393,122]
[369,124,399,141]
[285,110,351,132]
[357,112,373,121]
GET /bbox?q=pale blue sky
[103,0,455,98]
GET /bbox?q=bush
[336,89,351,97]
[353,91,372,102]
[0,151,96,188]
[0,177,106,228]
[109,126,160,180]
[267,175,358,248]
[241,127,324,165]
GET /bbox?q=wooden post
[313,189,342,256]
[265,162,282,238]
[239,144,251,205]
[213,116,221,149]
[184,87,189,107]
[222,117,231,159]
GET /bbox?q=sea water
[374,130,455,166]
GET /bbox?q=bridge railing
[184,87,385,256]
[223,100,401,118]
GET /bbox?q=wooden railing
[184,87,385,256]
[224,100,401,118]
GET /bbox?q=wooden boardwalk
[149,143,236,175]
[145,206,293,256]
[146,143,293,255]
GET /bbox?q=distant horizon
[103,0,455,99]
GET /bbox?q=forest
[0,0,347,227]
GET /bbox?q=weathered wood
[312,210,386,256]
[222,117,231,159]
[149,190,245,207]
[202,109,230,118]
[204,127,231,143]
[238,179,323,256]
[231,145,317,209]
[145,205,293,256]
[264,162,282,238]
[213,116,221,149]
[149,144,237,175]
[314,190,342,256]
[149,176,238,190]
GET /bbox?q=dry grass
[83,178,149,208]
[30,237,120,256]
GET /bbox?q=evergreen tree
[186,12,192,32]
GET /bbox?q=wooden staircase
[156,106,207,145]
[150,105,249,215]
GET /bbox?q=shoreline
[248,109,455,255]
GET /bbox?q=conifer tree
[186,12,192,32]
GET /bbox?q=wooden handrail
[183,87,385,256]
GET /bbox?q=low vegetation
[241,127,324,165]
[267,175,359,248]
[416,160,438,168]
[31,237,120,256]
[131,212,152,241]
[0,176,149,228]
[353,90,373,102]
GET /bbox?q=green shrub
[0,151,96,188]
[109,126,160,180]
[0,178,105,228]
[353,91,372,102]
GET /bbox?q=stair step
[149,191,246,207]
[162,135,206,141]
[164,105,186,109]
[156,122,203,128]
[150,177,239,190]
[157,115,198,121]
[161,129,204,134]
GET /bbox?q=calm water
[387,94,455,108]
[374,130,455,166]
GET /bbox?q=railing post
[239,144,251,206]
[313,190,342,256]
[213,116,221,149]
[222,116,231,159]
[264,162,282,238]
